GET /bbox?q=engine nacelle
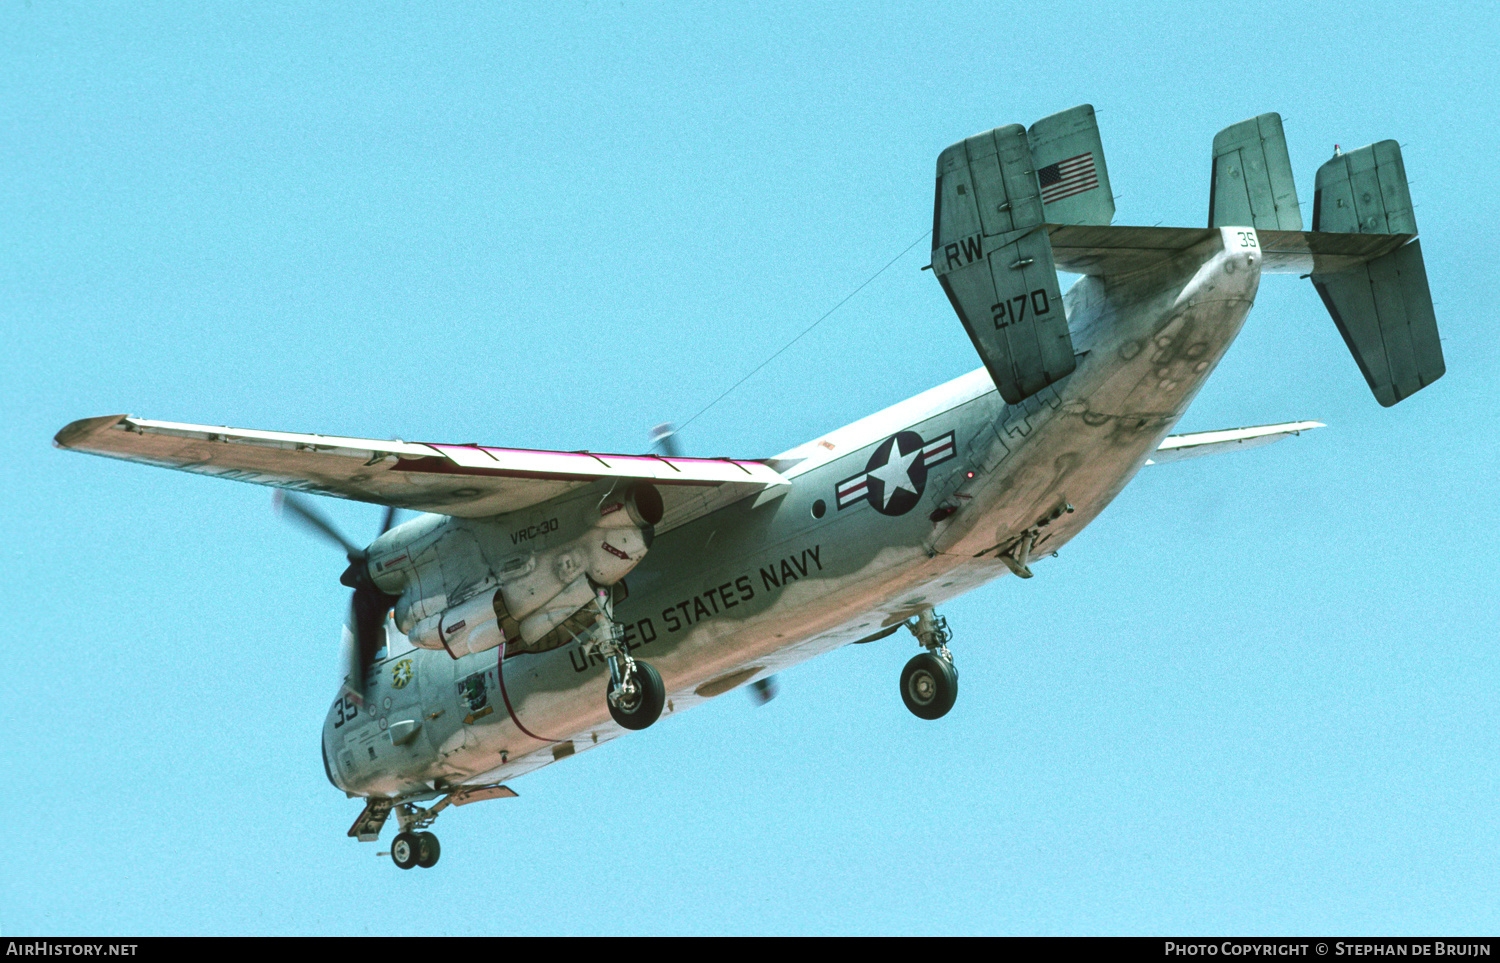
[388,482,661,660]
[409,586,504,659]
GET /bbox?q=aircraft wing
[1145,421,1324,465]
[54,414,788,528]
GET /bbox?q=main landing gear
[900,609,957,720]
[589,588,666,730]
[607,657,666,730]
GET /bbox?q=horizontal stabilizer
[1310,141,1442,406]
[1210,113,1302,231]
[1146,421,1324,466]
[54,415,788,530]
[932,123,1075,404]
[1046,224,1408,277]
[1027,104,1114,226]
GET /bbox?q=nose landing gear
[900,610,957,720]
[388,804,443,870]
[415,831,440,867]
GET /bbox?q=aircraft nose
[321,729,342,791]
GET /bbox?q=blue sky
[4,1,1498,936]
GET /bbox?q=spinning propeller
[274,491,400,703]
[650,423,683,459]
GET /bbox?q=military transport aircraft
[55,107,1442,870]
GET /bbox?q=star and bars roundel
[835,430,957,516]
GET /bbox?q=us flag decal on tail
[1037,152,1098,205]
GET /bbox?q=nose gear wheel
[415,831,441,868]
[391,831,420,870]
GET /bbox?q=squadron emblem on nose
[835,430,956,516]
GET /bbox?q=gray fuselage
[323,227,1263,801]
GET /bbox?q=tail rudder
[929,104,1115,405]
[931,109,1444,408]
[1207,115,1440,406]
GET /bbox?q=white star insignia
[867,442,921,509]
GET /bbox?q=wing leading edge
[55,415,788,529]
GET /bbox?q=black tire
[391,831,420,870]
[900,652,958,720]
[416,831,440,868]
[608,660,666,731]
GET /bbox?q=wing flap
[55,415,788,524]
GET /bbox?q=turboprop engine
[365,481,662,660]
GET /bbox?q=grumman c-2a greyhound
[56,107,1443,870]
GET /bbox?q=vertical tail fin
[929,105,1114,405]
[932,124,1074,404]
[1313,141,1416,235]
[1310,141,1442,406]
[1209,113,1302,230]
[1028,104,1114,227]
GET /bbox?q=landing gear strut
[900,609,957,720]
[590,588,666,730]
